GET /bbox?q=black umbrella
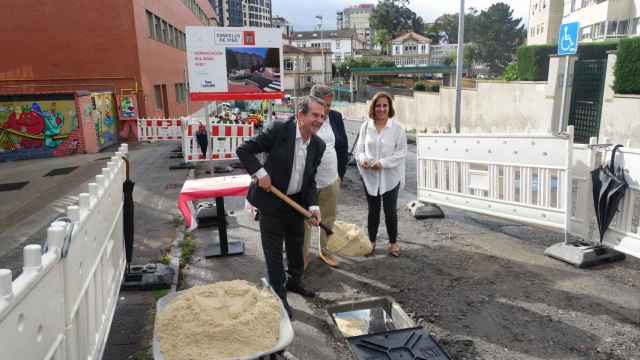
[195,124,208,156]
[122,156,135,273]
[591,144,628,244]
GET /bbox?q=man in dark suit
[236,96,326,317]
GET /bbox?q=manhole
[0,181,29,192]
[44,166,79,177]
[348,327,450,360]
[165,183,179,191]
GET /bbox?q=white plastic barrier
[571,140,640,258]
[417,128,640,259]
[0,144,128,360]
[182,120,254,162]
[417,130,574,230]
[137,119,183,142]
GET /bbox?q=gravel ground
[300,173,640,360]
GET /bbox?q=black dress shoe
[286,282,316,298]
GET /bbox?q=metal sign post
[557,22,579,132]
[454,0,465,134]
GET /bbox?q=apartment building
[528,0,564,45]
[337,4,375,48]
[213,0,271,27]
[564,0,640,41]
[291,29,367,63]
[282,45,333,93]
[528,0,640,44]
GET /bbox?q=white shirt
[355,118,407,196]
[286,125,308,195]
[315,117,339,189]
[253,122,308,195]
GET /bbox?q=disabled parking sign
[558,22,579,55]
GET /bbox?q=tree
[433,8,479,44]
[434,3,524,76]
[423,23,440,44]
[370,0,425,51]
[443,44,479,68]
[474,3,526,76]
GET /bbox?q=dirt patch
[303,176,640,360]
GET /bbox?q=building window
[607,20,618,36]
[618,20,629,35]
[162,20,169,42]
[146,11,154,39]
[580,25,592,40]
[175,83,187,104]
[593,22,605,39]
[633,17,640,35]
[154,15,162,40]
[284,58,294,71]
[154,85,163,110]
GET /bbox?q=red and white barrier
[182,121,254,162]
[137,118,183,142]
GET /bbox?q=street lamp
[454,0,465,134]
[316,15,325,84]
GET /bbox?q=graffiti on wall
[90,92,117,148]
[0,99,79,155]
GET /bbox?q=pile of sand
[326,221,372,257]
[156,280,281,360]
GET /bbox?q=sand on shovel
[156,280,281,360]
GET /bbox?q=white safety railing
[181,119,254,163]
[0,144,128,360]
[571,140,640,258]
[417,129,640,259]
[417,130,574,230]
[137,118,183,142]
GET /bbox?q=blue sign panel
[558,22,579,55]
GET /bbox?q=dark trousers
[365,182,400,244]
[259,210,305,303]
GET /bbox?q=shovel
[269,186,333,236]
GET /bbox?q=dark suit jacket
[328,109,349,180]
[236,119,326,215]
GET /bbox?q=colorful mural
[90,92,117,149]
[0,99,79,160]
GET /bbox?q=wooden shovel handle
[269,186,333,236]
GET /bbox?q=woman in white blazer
[355,92,407,257]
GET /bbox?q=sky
[273,0,530,31]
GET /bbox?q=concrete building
[283,45,333,94]
[391,31,431,67]
[272,16,293,38]
[215,0,271,27]
[562,0,640,41]
[291,29,367,63]
[430,44,458,65]
[243,0,272,27]
[527,0,564,45]
[337,4,375,48]
[0,0,215,119]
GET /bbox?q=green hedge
[516,45,556,81]
[614,37,640,94]
[413,81,426,92]
[517,41,619,81]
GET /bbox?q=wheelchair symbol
[560,26,576,52]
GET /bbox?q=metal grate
[569,59,607,144]
[44,166,79,177]
[0,181,29,192]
